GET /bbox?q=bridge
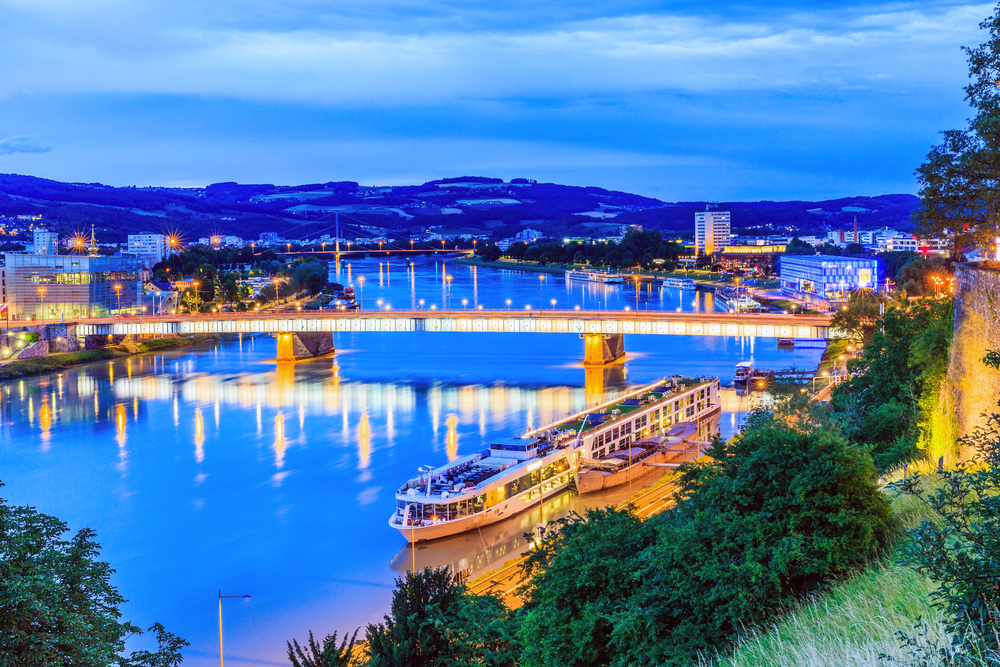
[61,310,835,364]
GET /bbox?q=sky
[0,0,992,200]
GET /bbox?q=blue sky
[0,0,991,199]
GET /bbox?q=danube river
[1,257,824,666]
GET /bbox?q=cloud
[0,2,990,104]
[0,135,51,155]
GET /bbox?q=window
[613,426,620,439]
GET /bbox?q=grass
[710,460,1000,667]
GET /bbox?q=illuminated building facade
[779,254,879,309]
[715,244,785,271]
[695,211,730,255]
[1,252,142,320]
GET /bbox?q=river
[0,256,823,666]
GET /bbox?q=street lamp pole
[357,276,365,311]
[634,277,640,312]
[113,284,122,317]
[218,591,251,667]
[446,275,453,312]
[37,287,46,320]
[539,274,544,311]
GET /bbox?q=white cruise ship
[565,268,625,284]
[662,277,697,290]
[389,377,721,543]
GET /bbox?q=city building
[715,244,786,272]
[876,234,950,256]
[127,233,169,267]
[1,252,143,320]
[32,228,58,255]
[259,232,284,244]
[141,279,179,315]
[779,255,880,309]
[695,211,731,255]
[515,228,543,242]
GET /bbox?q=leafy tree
[287,629,361,667]
[892,351,1000,658]
[293,261,328,295]
[366,567,517,667]
[784,236,816,255]
[915,3,1000,249]
[518,411,892,667]
[0,483,187,666]
[830,288,893,345]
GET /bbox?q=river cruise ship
[565,268,625,284]
[661,277,697,291]
[389,376,721,543]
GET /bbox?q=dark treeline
[475,230,685,270]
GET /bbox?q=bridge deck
[47,309,833,339]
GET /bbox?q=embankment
[0,335,221,380]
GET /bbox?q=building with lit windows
[779,255,880,310]
[127,234,169,267]
[715,244,786,271]
[32,228,58,255]
[0,253,142,320]
[695,211,730,255]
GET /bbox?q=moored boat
[661,277,697,291]
[565,268,625,284]
[734,361,755,385]
[389,376,721,543]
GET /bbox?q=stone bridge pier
[581,333,625,367]
[275,332,335,362]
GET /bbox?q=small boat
[734,361,755,385]
[661,277,697,291]
[565,268,625,284]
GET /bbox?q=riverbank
[455,256,568,275]
[0,334,222,380]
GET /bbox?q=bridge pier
[581,333,625,367]
[275,332,335,362]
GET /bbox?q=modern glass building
[1,253,142,320]
[779,255,879,308]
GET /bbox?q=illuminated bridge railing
[74,310,833,340]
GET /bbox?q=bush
[23,332,40,343]
[518,412,893,666]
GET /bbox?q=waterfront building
[141,280,179,315]
[715,244,785,271]
[694,211,731,255]
[0,252,142,320]
[779,255,879,309]
[32,228,58,255]
[876,234,950,256]
[127,233,169,267]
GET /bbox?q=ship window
[473,495,485,513]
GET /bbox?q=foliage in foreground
[365,567,518,667]
[515,410,893,667]
[829,296,954,469]
[287,629,361,667]
[0,483,187,666]
[890,352,1000,663]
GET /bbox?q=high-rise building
[32,228,58,255]
[694,211,731,256]
[127,234,169,267]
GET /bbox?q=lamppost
[633,276,640,312]
[539,274,544,311]
[37,286,46,320]
[461,298,468,310]
[505,299,512,311]
[192,280,200,314]
[357,276,365,311]
[218,591,251,667]
[550,298,557,310]
[113,284,122,317]
[446,275,453,312]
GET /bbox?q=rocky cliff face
[949,263,1000,437]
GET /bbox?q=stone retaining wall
[949,263,1000,437]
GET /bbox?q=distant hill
[0,173,920,243]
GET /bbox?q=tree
[0,483,187,666]
[892,351,1000,658]
[830,288,893,345]
[366,568,517,667]
[293,261,328,295]
[287,629,361,667]
[784,236,816,255]
[915,3,1000,249]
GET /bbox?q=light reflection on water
[0,260,825,666]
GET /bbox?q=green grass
[710,462,1000,667]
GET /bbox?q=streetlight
[550,298,557,310]
[461,298,468,310]
[113,284,123,317]
[218,591,251,667]
[505,299,511,311]
[633,276,640,312]
[418,299,425,309]
[192,280,200,313]
[37,286,46,320]
[357,276,365,310]
[539,274,545,311]
[445,275,453,312]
